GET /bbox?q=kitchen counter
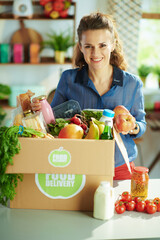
[0,179,160,240]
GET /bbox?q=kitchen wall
[0,0,159,177]
[0,0,108,96]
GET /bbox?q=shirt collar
[75,65,123,87]
[112,66,123,87]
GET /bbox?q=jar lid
[103,109,115,118]
[133,166,149,173]
[23,109,32,116]
[37,95,46,101]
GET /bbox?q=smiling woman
[31,12,146,180]
[79,29,115,95]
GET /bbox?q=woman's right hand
[31,97,41,112]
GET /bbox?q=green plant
[41,29,75,52]
[0,107,6,125]
[138,65,153,78]
[0,83,11,99]
[0,84,11,125]
[153,65,160,80]
[0,126,46,206]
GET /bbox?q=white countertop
[0,179,160,240]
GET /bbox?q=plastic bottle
[100,120,113,140]
[37,95,55,124]
[99,109,115,128]
[131,166,149,200]
[93,181,114,220]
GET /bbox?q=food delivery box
[6,137,115,211]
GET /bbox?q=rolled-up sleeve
[130,78,146,139]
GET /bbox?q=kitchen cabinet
[0,0,76,65]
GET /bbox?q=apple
[59,9,68,18]
[114,113,135,133]
[58,124,84,139]
[113,105,130,120]
[44,2,53,17]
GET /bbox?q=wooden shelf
[0,13,75,20]
[0,57,72,65]
[142,12,160,19]
[0,1,75,20]
[0,1,39,5]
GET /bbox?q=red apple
[115,113,135,133]
[59,9,68,18]
[52,1,64,12]
[113,105,130,120]
[58,124,84,139]
[44,2,53,17]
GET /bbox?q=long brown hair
[72,12,127,71]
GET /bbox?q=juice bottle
[100,120,113,140]
[37,95,55,124]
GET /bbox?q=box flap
[113,127,131,173]
[6,138,115,176]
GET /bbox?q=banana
[91,118,105,137]
[85,119,99,139]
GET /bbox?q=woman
[32,12,146,179]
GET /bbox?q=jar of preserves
[131,166,149,200]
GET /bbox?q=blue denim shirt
[51,65,146,167]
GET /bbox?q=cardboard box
[6,137,115,211]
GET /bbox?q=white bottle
[93,181,114,220]
[99,109,115,128]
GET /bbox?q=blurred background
[0,0,160,177]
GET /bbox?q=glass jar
[131,166,149,200]
[37,95,55,125]
[22,111,47,134]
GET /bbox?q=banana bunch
[85,118,105,139]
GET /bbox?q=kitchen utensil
[13,0,33,18]
[10,20,42,62]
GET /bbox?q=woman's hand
[114,120,137,135]
[30,97,41,112]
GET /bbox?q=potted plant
[138,64,153,86]
[153,65,160,88]
[0,84,11,126]
[41,29,75,64]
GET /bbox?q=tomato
[133,196,142,203]
[126,200,136,211]
[145,199,153,205]
[115,200,124,207]
[153,198,160,212]
[153,197,160,202]
[115,202,126,214]
[135,200,146,212]
[121,191,132,202]
[146,203,157,214]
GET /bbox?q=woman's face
[79,29,115,71]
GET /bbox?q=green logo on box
[48,147,71,167]
[35,174,86,199]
